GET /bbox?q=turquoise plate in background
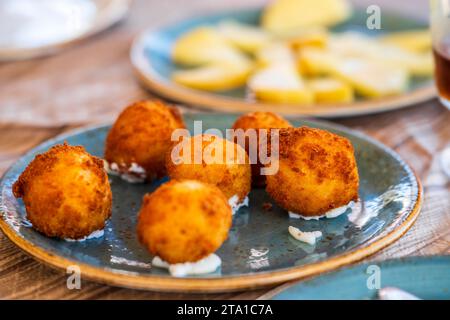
[0,114,422,292]
[265,255,450,300]
[130,8,435,118]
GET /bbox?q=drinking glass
[431,0,450,110]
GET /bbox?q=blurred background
[0,0,449,300]
[0,0,430,126]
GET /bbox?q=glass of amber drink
[431,0,450,109]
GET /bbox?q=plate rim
[0,118,423,293]
[130,7,436,119]
[259,255,450,300]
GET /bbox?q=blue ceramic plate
[130,8,435,118]
[0,114,422,292]
[266,255,450,300]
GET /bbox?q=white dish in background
[0,0,131,61]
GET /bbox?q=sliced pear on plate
[248,63,314,104]
[172,61,253,91]
[172,27,249,66]
[217,20,271,54]
[261,0,352,35]
[379,30,431,53]
[333,58,409,98]
[307,77,354,104]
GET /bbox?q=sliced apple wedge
[333,58,409,98]
[172,62,253,91]
[217,20,271,54]
[172,27,249,66]
[248,63,314,104]
[307,77,354,104]
[379,30,431,53]
[262,0,352,35]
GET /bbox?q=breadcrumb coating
[13,143,112,239]
[105,100,186,182]
[137,180,232,264]
[166,134,251,202]
[265,127,359,216]
[232,112,292,187]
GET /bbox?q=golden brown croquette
[232,112,292,187]
[104,100,186,182]
[13,143,112,239]
[137,179,232,264]
[165,134,251,203]
[265,127,359,217]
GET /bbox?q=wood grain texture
[0,0,448,299]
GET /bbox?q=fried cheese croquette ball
[12,143,112,239]
[166,134,251,204]
[137,180,232,264]
[266,127,359,217]
[232,112,292,187]
[104,100,186,182]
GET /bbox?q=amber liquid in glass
[433,39,450,102]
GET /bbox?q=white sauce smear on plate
[228,194,249,215]
[106,161,147,183]
[110,255,152,269]
[288,226,322,245]
[152,253,221,277]
[65,229,104,242]
[288,201,355,220]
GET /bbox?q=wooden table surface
[0,0,448,299]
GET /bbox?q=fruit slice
[172,27,249,66]
[298,45,409,97]
[297,48,339,76]
[248,63,314,104]
[255,42,296,67]
[391,52,433,77]
[328,32,434,76]
[374,49,434,77]
[287,28,329,50]
[333,58,409,98]
[262,0,352,34]
[379,30,431,53]
[217,20,271,54]
[307,77,354,103]
[172,62,252,91]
